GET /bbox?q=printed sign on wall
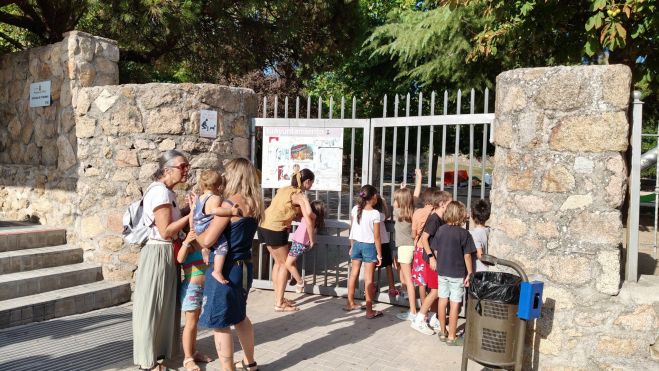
[199,110,218,138]
[262,127,344,191]
[30,81,51,107]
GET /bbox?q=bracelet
[182,242,190,248]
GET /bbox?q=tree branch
[0,28,24,49]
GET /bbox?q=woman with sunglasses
[133,150,195,371]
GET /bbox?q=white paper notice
[199,110,218,138]
[30,81,51,107]
[262,127,344,191]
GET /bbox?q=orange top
[411,205,433,243]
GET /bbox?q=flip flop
[342,305,363,312]
[366,310,384,319]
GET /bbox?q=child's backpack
[122,183,165,245]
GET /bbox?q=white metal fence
[249,90,495,302]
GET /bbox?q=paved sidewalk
[0,289,483,370]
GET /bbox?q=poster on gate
[262,127,343,191]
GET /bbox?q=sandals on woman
[183,357,200,371]
[274,302,299,312]
[235,359,259,371]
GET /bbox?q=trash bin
[464,271,522,367]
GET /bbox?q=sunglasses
[168,163,189,172]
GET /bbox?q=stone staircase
[0,223,130,328]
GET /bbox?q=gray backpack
[122,183,165,245]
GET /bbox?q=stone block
[533,66,597,111]
[542,165,575,193]
[115,149,139,167]
[93,89,119,112]
[549,112,628,152]
[99,236,124,252]
[601,65,632,110]
[80,215,105,238]
[614,305,658,332]
[596,336,644,356]
[495,216,528,239]
[595,249,620,295]
[515,194,553,213]
[139,85,182,110]
[560,194,593,211]
[158,138,176,151]
[56,135,77,171]
[569,211,622,245]
[200,86,243,113]
[506,169,534,191]
[76,117,97,138]
[540,255,592,285]
[573,157,594,173]
[100,105,144,135]
[78,62,96,87]
[534,221,559,239]
[233,137,250,157]
[145,107,184,134]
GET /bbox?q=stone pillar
[490,65,657,369]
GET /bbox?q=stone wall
[490,65,658,369]
[0,31,118,225]
[74,84,257,281]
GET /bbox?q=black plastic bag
[469,271,521,305]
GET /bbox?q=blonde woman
[197,158,264,371]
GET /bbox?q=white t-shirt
[142,182,181,241]
[470,226,489,272]
[349,205,381,243]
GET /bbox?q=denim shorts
[180,281,204,311]
[351,241,377,263]
[438,276,465,303]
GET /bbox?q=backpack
[122,183,166,245]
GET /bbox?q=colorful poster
[262,127,343,191]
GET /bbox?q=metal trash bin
[464,271,522,367]
[462,255,531,371]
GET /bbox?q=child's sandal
[295,283,305,293]
[235,359,259,371]
[183,357,201,371]
[438,331,448,342]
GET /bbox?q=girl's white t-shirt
[142,182,181,241]
[349,205,381,243]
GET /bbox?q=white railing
[627,90,647,282]
[249,90,496,301]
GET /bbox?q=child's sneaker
[411,315,435,335]
[396,311,414,321]
[428,313,440,331]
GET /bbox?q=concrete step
[0,226,66,252]
[0,245,83,274]
[0,280,131,329]
[0,263,103,301]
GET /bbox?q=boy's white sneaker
[396,311,415,321]
[411,315,435,335]
[428,313,440,330]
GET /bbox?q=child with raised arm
[411,187,437,308]
[470,199,491,272]
[286,200,326,293]
[345,185,383,319]
[434,201,476,345]
[411,189,451,335]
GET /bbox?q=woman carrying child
[177,170,241,371]
[345,185,383,319]
[197,158,264,371]
[286,200,326,293]
[258,167,315,312]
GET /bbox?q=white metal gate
[249,90,495,304]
